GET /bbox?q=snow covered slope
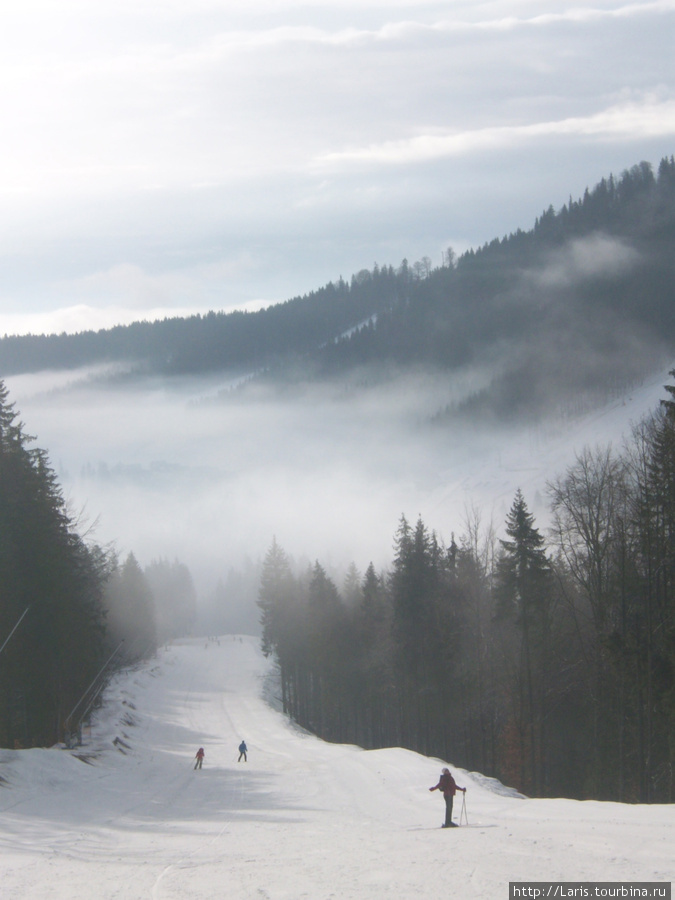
[1,637,673,900]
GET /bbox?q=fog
[5,361,671,629]
[526,233,641,291]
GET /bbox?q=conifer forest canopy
[2,158,675,803]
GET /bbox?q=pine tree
[144,558,197,643]
[257,538,300,716]
[494,489,552,794]
[389,515,449,754]
[634,402,675,800]
[660,368,675,417]
[495,490,550,625]
[354,562,393,747]
[103,553,157,663]
[258,538,295,658]
[0,380,110,746]
[305,562,349,740]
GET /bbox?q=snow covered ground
[1,637,673,900]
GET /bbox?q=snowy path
[1,637,672,899]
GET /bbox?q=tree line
[258,376,675,803]
[0,380,197,748]
[0,275,394,378]
[2,158,674,432]
[317,157,675,421]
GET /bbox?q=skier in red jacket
[194,747,205,770]
[429,767,466,828]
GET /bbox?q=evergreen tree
[494,489,552,794]
[103,553,157,663]
[342,562,362,607]
[354,562,394,747]
[305,562,349,740]
[660,367,675,417]
[631,397,675,800]
[0,380,110,746]
[389,515,452,755]
[258,538,295,659]
[495,490,551,625]
[257,538,300,716]
[144,557,197,643]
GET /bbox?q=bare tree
[547,445,626,796]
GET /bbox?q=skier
[194,747,205,770]
[238,740,247,762]
[429,767,466,828]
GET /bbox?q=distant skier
[194,747,205,770]
[238,740,247,762]
[429,767,465,828]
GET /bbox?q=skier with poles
[194,747,205,770]
[429,767,466,828]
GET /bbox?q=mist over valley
[4,157,675,632]
[3,8,675,882]
[4,150,675,821]
[5,358,670,617]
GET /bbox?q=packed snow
[1,637,672,899]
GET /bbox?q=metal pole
[75,677,109,732]
[0,607,30,657]
[460,791,468,825]
[64,639,125,730]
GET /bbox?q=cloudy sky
[1,0,674,336]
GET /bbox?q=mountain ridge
[2,155,674,423]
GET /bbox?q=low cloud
[72,256,259,311]
[313,96,675,170]
[527,233,641,290]
[4,359,671,621]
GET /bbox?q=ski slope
[1,637,672,900]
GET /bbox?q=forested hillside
[0,382,197,749]
[315,156,675,420]
[0,278,391,379]
[259,376,675,803]
[0,381,111,747]
[1,156,674,423]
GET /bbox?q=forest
[3,157,675,803]
[258,375,675,804]
[0,381,197,748]
[1,157,675,425]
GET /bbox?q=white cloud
[70,257,260,310]
[461,0,675,31]
[0,253,277,336]
[0,305,201,338]
[528,234,641,290]
[0,1,673,332]
[132,0,675,51]
[314,95,675,169]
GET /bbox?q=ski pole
[460,790,468,826]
